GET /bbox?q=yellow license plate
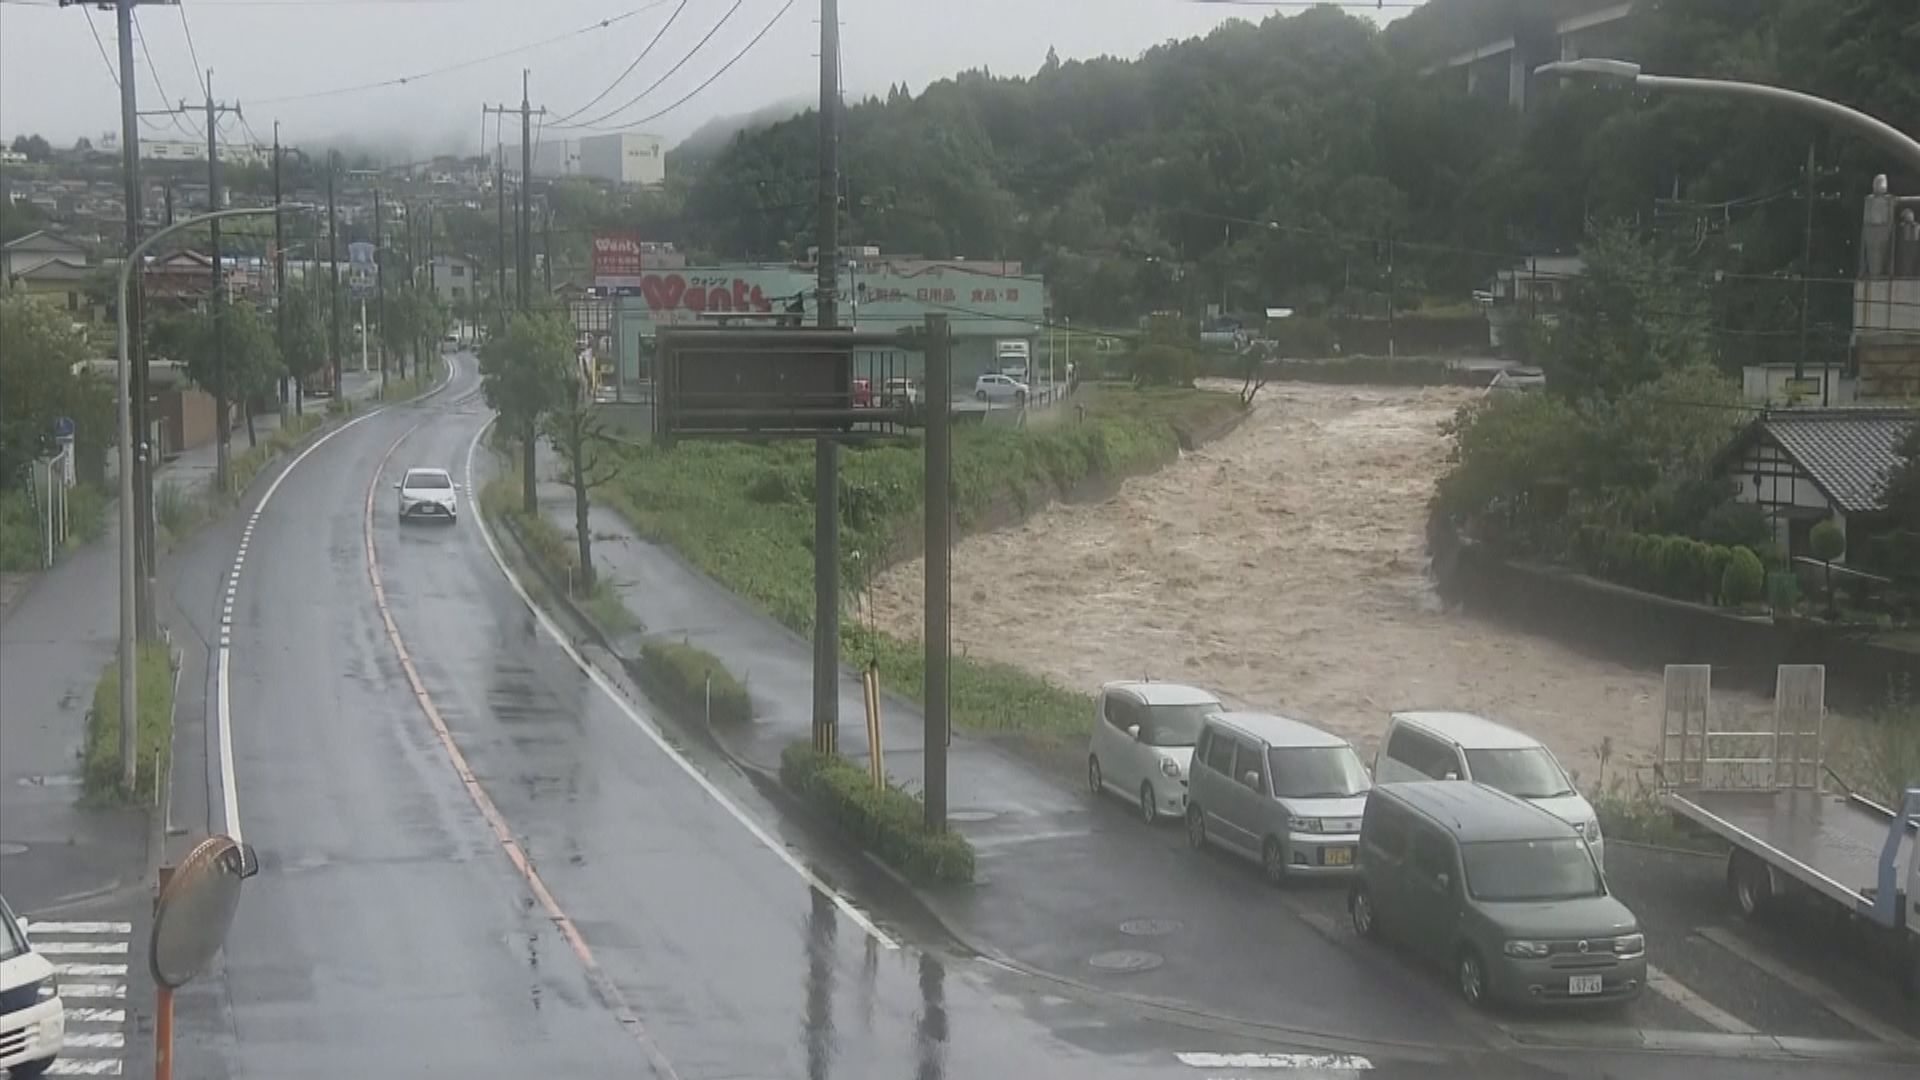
[1324,847,1353,866]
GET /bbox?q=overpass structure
[1421,2,1636,112]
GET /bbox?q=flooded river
[865,382,1808,784]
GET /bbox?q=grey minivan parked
[1348,782,1645,1009]
[1185,712,1371,883]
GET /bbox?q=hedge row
[779,742,975,885]
[1573,526,1766,607]
[637,638,753,725]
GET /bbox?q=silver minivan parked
[1186,712,1372,883]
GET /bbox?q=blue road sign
[52,416,74,438]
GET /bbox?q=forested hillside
[671,0,1919,362]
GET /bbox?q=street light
[1534,58,1920,175]
[114,204,314,794]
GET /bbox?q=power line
[134,14,201,139]
[584,0,792,133]
[549,0,744,132]
[546,0,689,127]
[177,2,211,99]
[247,1,670,105]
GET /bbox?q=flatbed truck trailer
[1657,664,1918,996]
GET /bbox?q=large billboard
[592,231,646,290]
[622,265,1046,334]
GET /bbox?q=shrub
[1767,570,1801,613]
[83,643,173,803]
[780,742,976,884]
[1721,547,1765,606]
[637,638,752,725]
[1696,501,1770,550]
[1810,519,1845,562]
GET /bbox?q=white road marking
[48,1060,123,1075]
[34,942,127,955]
[25,922,130,935]
[1697,926,1915,1045]
[1176,1051,1374,1070]
[214,399,400,844]
[463,418,899,950]
[65,1008,126,1024]
[53,963,125,977]
[59,984,125,1000]
[63,1033,125,1050]
[1645,963,1757,1034]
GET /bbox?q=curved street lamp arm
[1633,74,1920,176]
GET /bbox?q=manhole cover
[1087,950,1163,973]
[949,810,998,823]
[0,842,26,857]
[1118,918,1183,937]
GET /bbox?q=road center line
[363,421,682,1078]
[462,416,899,951]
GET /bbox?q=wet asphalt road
[158,356,1913,1080]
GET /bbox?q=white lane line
[215,399,400,845]
[25,922,130,935]
[63,1033,125,1050]
[59,984,125,1000]
[463,418,899,951]
[48,1061,123,1075]
[53,963,125,977]
[1646,963,1757,1034]
[65,1008,126,1024]
[1696,926,1914,1045]
[35,942,127,955]
[1176,1051,1374,1070]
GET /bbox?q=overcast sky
[1,0,1417,158]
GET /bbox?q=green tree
[1434,391,1587,528]
[542,360,621,593]
[149,298,285,477]
[479,310,572,513]
[0,296,111,487]
[9,134,51,162]
[278,287,327,414]
[1810,518,1845,616]
[1721,547,1765,608]
[1545,225,1711,402]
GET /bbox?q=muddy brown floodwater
[865,381,1816,785]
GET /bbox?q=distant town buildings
[139,138,271,168]
[500,133,665,187]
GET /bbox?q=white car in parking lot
[395,467,458,524]
[1088,681,1223,824]
[1,894,63,1078]
[1374,710,1604,868]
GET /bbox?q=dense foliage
[670,0,1913,362]
[0,297,112,488]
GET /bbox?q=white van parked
[1088,681,1223,824]
[0,893,63,1078]
[1374,711,1605,868]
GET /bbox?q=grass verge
[0,481,109,572]
[478,465,637,639]
[82,643,174,805]
[638,638,752,724]
[780,742,976,884]
[599,385,1241,736]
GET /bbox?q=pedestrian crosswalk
[26,921,132,1077]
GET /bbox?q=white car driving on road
[974,373,1030,404]
[1089,681,1224,824]
[1,893,63,1078]
[395,467,458,524]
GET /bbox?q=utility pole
[811,0,844,755]
[374,188,387,394]
[484,78,545,313]
[495,145,507,315]
[151,77,243,487]
[327,154,343,398]
[273,123,287,411]
[1794,142,1841,395]
[1385,234,1397,360]
[61,0,157,634]
[542,205,553,295]
[923,314,951,831]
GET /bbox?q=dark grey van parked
[1348,782,1645,1009]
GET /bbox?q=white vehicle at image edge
[395,466,458,523]
[0,894,63,1078]
[974,373,1030,404]
[1374,710,1605,869]
[1088,681,1223,824]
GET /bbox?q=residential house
[142,249,268,304]
[2,230,95,315]
[427,253,479,306]
[1719,407,1918,564]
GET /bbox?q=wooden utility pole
[327,154,343,398]
[374,188,387,394]
[273,123,287,411]
[812,0,844,754]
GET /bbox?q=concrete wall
[1428,516,1918,713]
